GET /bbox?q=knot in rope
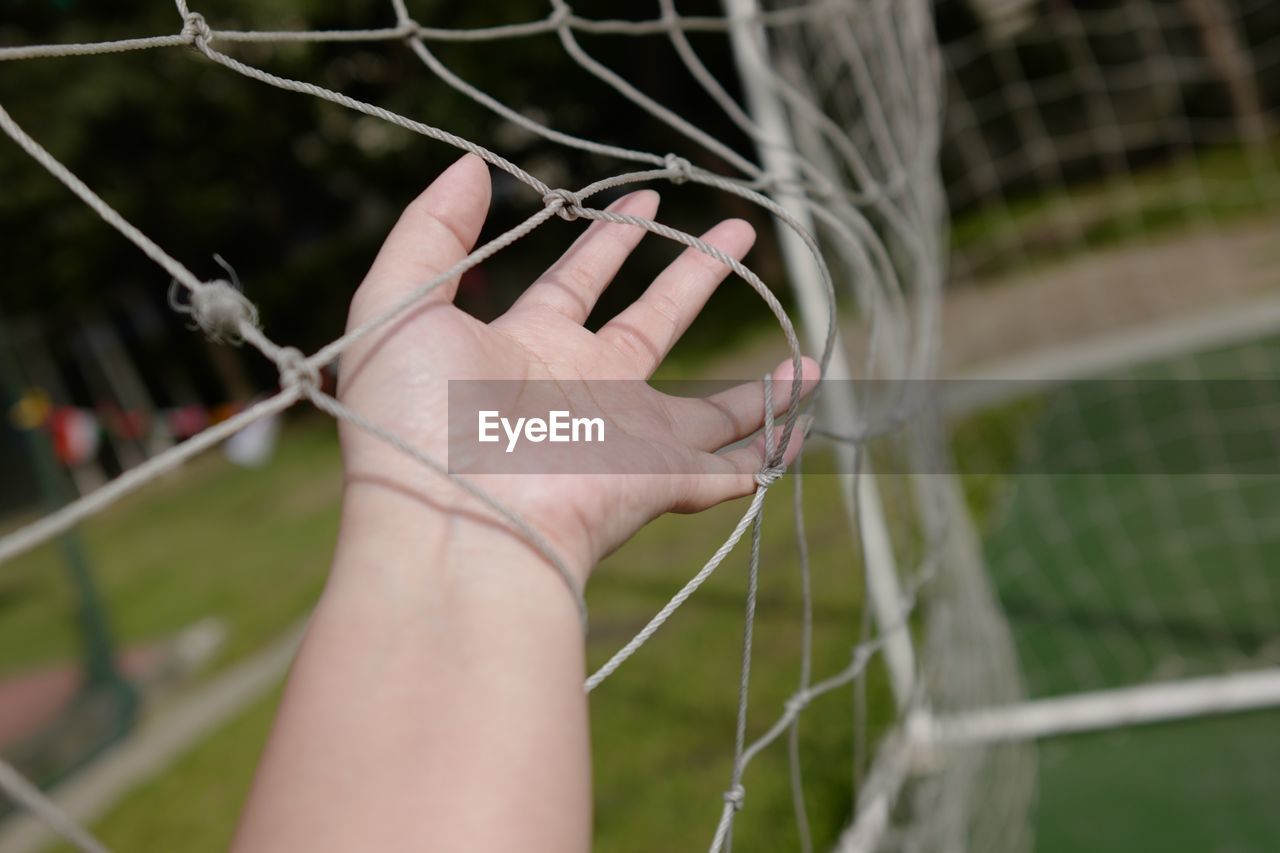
[276,347,320,394]
[170,280,258,344]
[754,371,789,488]
[181,12,213,49]
[664,153,693,184]
[722,784,746,811]
[547,4,572,27]
[785,692,809,716]
[755,465,785,488]
[543,188,583,222]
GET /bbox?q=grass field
[974,335,1280,852]
[5,186,1280,848]
[3,420,898,852]
[7,334,1280,851]
[9,332,1280,851]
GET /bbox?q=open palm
[336,155,817,585]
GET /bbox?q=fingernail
[796,413,815,437]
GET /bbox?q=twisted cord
[657,0,902,215]
[403,37,669,170]
[788,453,815,853]
[0,106,203,292]
[584,485,767,692]
[0,390,298,568]
[0,34,192,61]
[0,4,948,851]
[546,0,763,181]
[304,388,589,629]
[739,547,942,772]
[709,374,778,852]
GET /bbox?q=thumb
[353,153,492,317]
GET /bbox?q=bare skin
[231,154,817,852]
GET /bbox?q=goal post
[925,666,1280,745]
[722,0,917,711]
[2,2,1280,852]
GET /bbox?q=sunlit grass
[12,422,891,851]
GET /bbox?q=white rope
[787,453,815,853]
[0,390,299,567]
[584,486,769,692]
[708,375,776,853]
[0,2,948,849]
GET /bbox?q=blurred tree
[1183,0,1272,141]
[0,0,766,375]
[2,0,1275,396]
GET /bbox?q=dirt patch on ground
[699,215,1280,381]
[940,216,1280,374]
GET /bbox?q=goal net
[928,0,1280,851]
[0,1,955,850]
[0,1,1277,852]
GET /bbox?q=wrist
[328,476,589,626]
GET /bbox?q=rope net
[0,1,957,851]
[927,1,1280,851]
[10,0,1276,850]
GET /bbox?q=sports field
[5,204,1279,849]
[2,425,895,852]
[977,335,1280,853]
[7,340,1280,851]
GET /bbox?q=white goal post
[924,666,1280,745]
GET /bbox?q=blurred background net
[0,1,1277,852]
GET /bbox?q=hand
[238,154,823,853]
[336,154,818,587]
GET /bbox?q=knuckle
[708,397,750,443]
[540,263,597,300]
[643,292,683,332]
[530,269,594,318]
[561,264,599,295]
[606,325,656,366]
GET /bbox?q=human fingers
[508,190,660,324]
[352,153,492,315]
[596,218,754,377]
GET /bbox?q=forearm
[232,483,591,853]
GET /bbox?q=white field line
[6,293,1279,852]
[0,622,305,853]
[944,290,1280,414]
[924,667,1280,745]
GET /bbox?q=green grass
[0,419,345,679]
[19,323,1280,851]
[1034,711,1280,853]
[5,424,891,851]
[966,335,1280,852]
[586,464,897,851]
[60,690,284,853]
[9,142,1280,847]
